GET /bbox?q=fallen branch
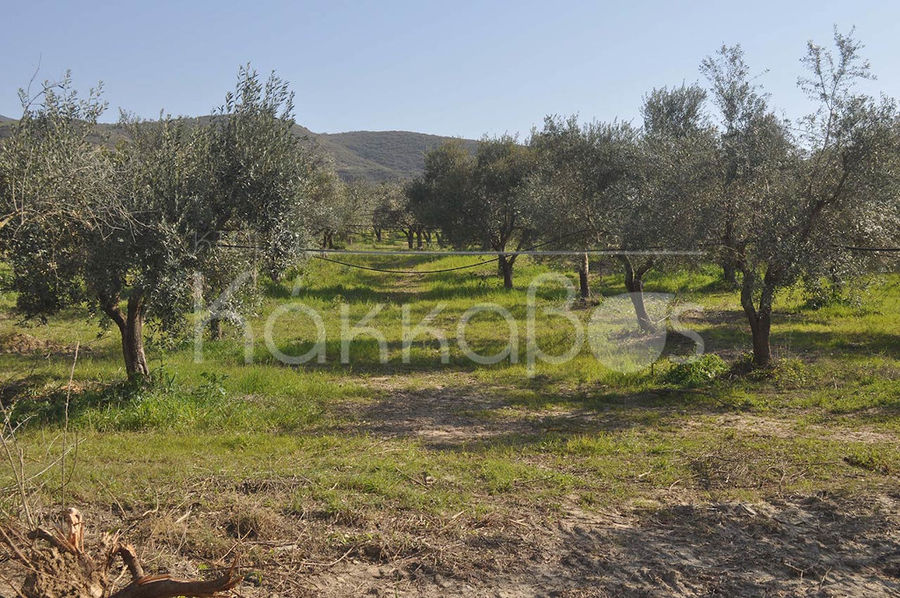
[0,508,241,598]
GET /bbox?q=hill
[0,115,476,182]
[316,130,478,182]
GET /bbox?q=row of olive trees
[0,67,333,377]
[310,178,424,250]
[408,30,900,367]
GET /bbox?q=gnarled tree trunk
[620,256,656,332]
[101,291,150,378]
[740,267,775,368]
[498,254,515,290]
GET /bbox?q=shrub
[662,354,729,386]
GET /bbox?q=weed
[662,354,729,386]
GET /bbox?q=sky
[1,0,898,139]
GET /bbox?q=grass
[0,236,897,588]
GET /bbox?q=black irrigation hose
[312,254,499,274]
[220,228,599,276]
[309,228,598,275]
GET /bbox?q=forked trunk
[740,267,774,368]
[578,252,590,299]
[621,256,655,332]
[102,292,150,378]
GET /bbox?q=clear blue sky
[1,0,898,138]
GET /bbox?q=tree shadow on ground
[329,381,745,452]
[549,493,900,596]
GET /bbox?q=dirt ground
[3,379,897,597]
[299,492,900,597]
[247,381,900,596]
[10,490,895,597]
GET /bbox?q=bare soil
[4,378,897,597]
[17,490,893,597]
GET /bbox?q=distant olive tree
[701,44,779,286]
[529,115,640,298]
[408,140,473,249]
[372,181,420,247]
[304,156,344,249]
[613,85,715,331]
[411,137,536,289]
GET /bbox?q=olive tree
[411,137,535,289]
[712,30,899,367]
[612,85,715,331]
[304,157,344,249]
[372,181,421,247]
[528,115,639,298]
[0,68,313,378]
[408,140,473,250]
[701,45,778,286]
[203,67,313,275]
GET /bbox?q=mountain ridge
[0,115,476,182]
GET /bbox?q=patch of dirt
[221,492,899,597]
[4,487,896,596]
[711,413,898,444]
[299,493,900,597]
[0,332,87,357]
[331,380,603,449]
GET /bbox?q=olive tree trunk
[740,268,775,368]
[620,256,656,333]
[578,253,591,299]
[498,254,515,290]
[102,292,150,378]
[721,261,738,286]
